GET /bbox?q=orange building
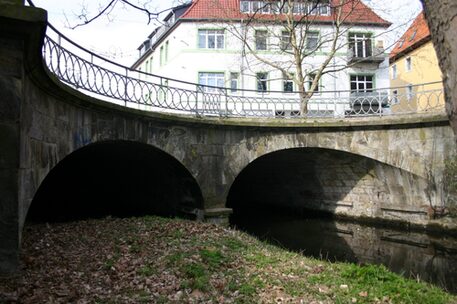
[389,12,444,113]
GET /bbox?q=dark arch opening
[27,141,204,222]
[227,147,377,216]
[226,148,371,259]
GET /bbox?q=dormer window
[239,0,330,16]
[409,30,417,41]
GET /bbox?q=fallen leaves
[0,216,453,304]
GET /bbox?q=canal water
[231,210,457,293]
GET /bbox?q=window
[392,64,397,79]
[239,0,330,15]
[159,46,164,66]
[261,2,271,13]
[392,89,399,104]
[307,73,319,92]
[255,30,268,50]
[405,57,412,72]
[283,73,294,92]
[407,84,413,100]
[198,72,225,92]
[281,31,292,50]
[252,0,262,12]
[198,29,224,49]
[306,32,319,51]
[159,79,168,102]
[318,1,330,15]
[256,72,268,92]
[240,1,249,12]
[350,75,374,92]
[349,33,372,58]
[165,41,169,63]
[230,72,239,93]
[409,30,417,41]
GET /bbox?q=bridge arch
[226,147,436,221]
[223,128,443,185]
[26,140,204,222]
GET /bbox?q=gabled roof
[390,12,431,62]
[180,0,391,27]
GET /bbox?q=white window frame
[307,73,320,93]
[350,75,374,93]
[305,31,319,51]
[407,84,413,100]
[392,64,397,79]
[230,72,239,93]
[163,41,169,64]
[198,72,225,93]
[198,29,225,49]
[283,73,294,93]
[281,31,292,51]
[392,89,399,104]
[255,30,268,50]
[256,72,268,92]
[159,45,164,66]
[405,57,412,72]
[349,33,373,58]
[239,1,330,16]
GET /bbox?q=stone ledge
[203,208,233,226]
[204,208,233,217]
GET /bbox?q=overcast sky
[31,0,423,66]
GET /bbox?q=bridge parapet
[40,19,445,119]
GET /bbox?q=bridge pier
[0,1,46,273]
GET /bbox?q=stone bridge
[1,2,456,273]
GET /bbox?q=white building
[132,0,391,117]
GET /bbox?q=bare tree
[208,0,390,115]
[67,0,189,29]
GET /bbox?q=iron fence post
[124,68,128,107]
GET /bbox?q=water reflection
[231,211,457,293]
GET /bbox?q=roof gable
[180,0,391,27]
[390,12,431,61]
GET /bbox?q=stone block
[0,168,19,274]
[0,76,21,121]
[0,123,19,169]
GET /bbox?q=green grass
[137,265,156,277]
[308,263,452,303]
[181,263,210,291]
[199,248,225,269]
[10,215,454,304]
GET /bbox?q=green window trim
[197,28,226,50]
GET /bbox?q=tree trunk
[299,92,308,116]
[421,1,457,137]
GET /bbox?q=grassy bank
[0,216,455,303]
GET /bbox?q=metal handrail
[27,0,446,119]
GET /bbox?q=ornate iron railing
[40,17,445,119]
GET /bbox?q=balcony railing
[347,47,386,65]
[40,20,444,119]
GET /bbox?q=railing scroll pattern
[41,21,445,119]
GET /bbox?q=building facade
[389,12,444,113]
[132,0,391,117]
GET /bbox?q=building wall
[390,42,444,112]
[139,21,390,95]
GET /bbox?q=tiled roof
[390,12,431,61]
[180,0,391,27]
